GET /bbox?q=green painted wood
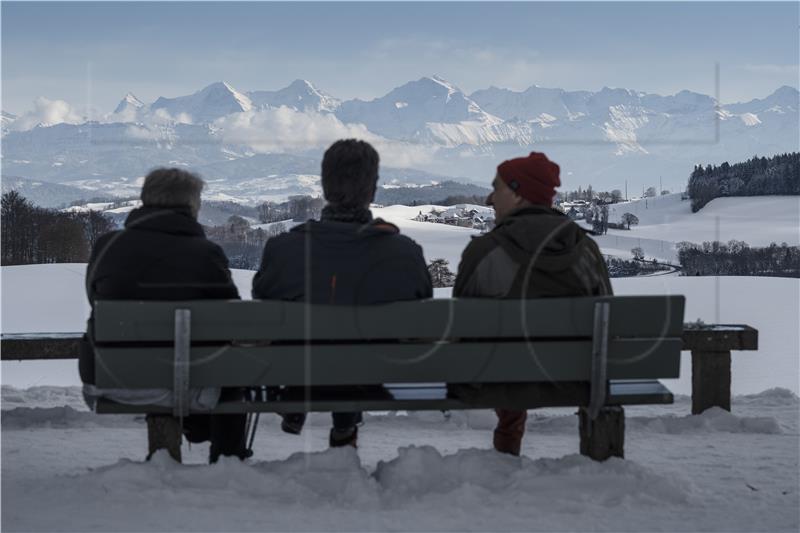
[94,379,674,414]
[94,338,681,389]
[0,334,83,360]
[682,325,758,351]
[93,296,685,343]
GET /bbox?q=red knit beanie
[497,152,561,206]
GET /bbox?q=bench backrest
[93,296,685,389]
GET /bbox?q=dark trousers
[182,388,248,462]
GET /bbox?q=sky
[1,1,798,115]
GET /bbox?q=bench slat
[94,379,673,414]
[94,296,685,343]
[94,338,682,388]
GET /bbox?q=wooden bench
[0,297,758,457]
[10,295,687,461]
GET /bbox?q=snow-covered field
[583,194,800,262]
[2,386,798,532]
[373,195,800,265]
[2,195,799,532]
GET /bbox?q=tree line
[677,240,799,277]
[688,152,799,212]
[205,216,288,270]
[1,191,115,265]
[256,195,324,224]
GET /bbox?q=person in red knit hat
[451,152,612,457]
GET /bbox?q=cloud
[214,106,438,168]
[10,97,84,131]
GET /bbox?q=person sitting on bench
[252,139,433,448]
[452,152,612,456]
[81,167,248,463]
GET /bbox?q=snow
[740,112,762,126]
[1,387,798,531]
[372,205,482,267]
[1,261,799,530]
[580,194,800,261]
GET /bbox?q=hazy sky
[2,1,798,115]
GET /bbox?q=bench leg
[579,406,624,461]
[691,350,731,415]
[146,414,182,463]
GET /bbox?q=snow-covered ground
[1,386,798,532]
[2,195,799,531]
[581,194,800,262]
[374,195,800,266]
[602,194,800,247]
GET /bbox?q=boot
[209,413,248,463]
[280,413,306,435]
[146,414,182,463]
[329,426,358,448]
[493,408,527,456]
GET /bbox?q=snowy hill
[579,194,800,262]
[1,176,105,208]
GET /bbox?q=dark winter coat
[454,205,612,299]
[81,206,239,384]
[252,218,432,304]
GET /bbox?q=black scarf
[320,204,373,224]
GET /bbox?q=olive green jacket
[453,205,612,299]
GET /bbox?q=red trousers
[493,409,528,456]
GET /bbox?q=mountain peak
[424,75,460,93]
[247,79,340,112]
[288,79,314,90]
[113,93,144,114]
[149,81,252,123]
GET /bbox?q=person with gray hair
[81,167,247,463]
[139,167,204,218]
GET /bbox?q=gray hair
[140,167,204,218]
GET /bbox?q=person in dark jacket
[453,152,612,456]
[252,139,432,447]
[82,167,247,463]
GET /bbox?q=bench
[3,313,760,426]
[80,295,682,461]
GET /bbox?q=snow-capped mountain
[149,81,253,123]
[2,77,797,195]
[470,85,590,121]
[113,93,144,115]
[335,75,528,145]
[248,79,340,113]
[725,85,799,115]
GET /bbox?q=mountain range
[2,76,797,199]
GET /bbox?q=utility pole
[625,180,628,201]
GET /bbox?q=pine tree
[427,258,455,288]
